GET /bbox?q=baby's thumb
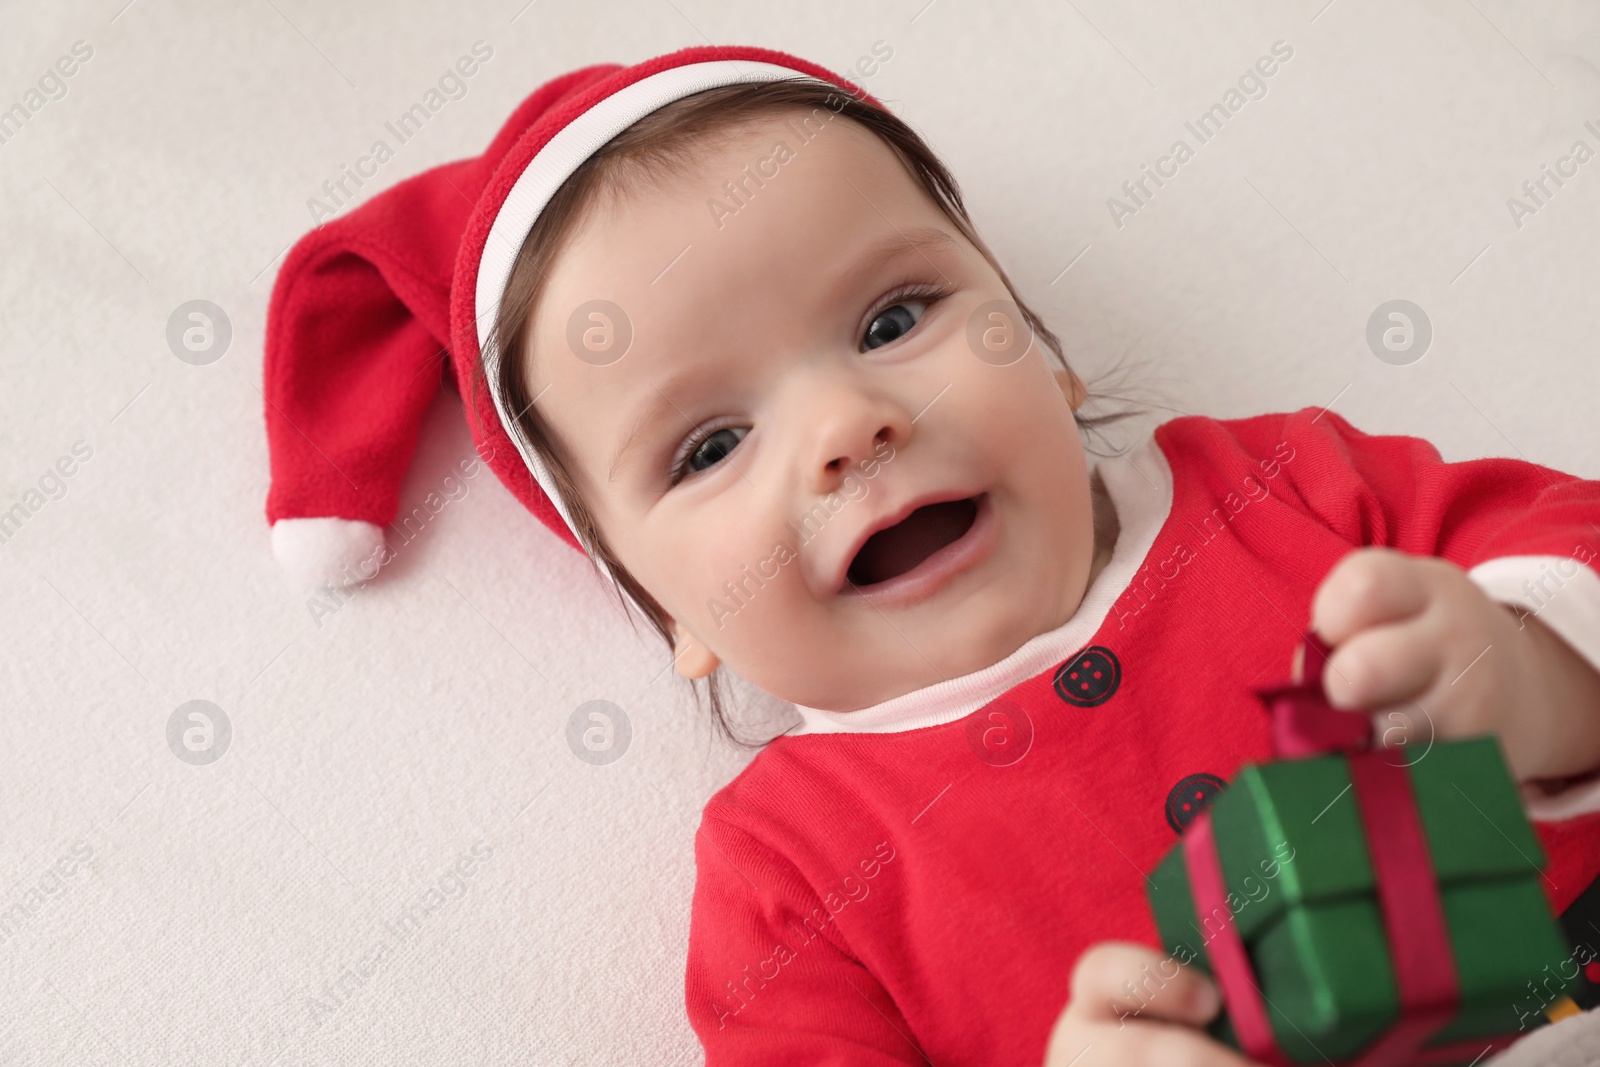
[1066,941,1221,1027]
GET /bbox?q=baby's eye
[677,424,749,480]
[862,300,928,351]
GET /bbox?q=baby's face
[527,107,1098,711]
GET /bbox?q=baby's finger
[1311,548,1430,646]
[1321,618,1441,711]
[1065,942,1221,1027]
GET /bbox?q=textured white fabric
[5,2,1600,1063]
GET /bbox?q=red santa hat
[263,44,886,588]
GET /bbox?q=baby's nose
[806,400,908,495]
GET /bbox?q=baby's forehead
[545,127,929,314]
[599,108,892,215]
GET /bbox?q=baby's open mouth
[846,495,981,588]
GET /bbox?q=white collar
[787,433,1174,735]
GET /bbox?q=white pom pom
[271,518,387,590]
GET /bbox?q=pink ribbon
[1181,632,1489,1066]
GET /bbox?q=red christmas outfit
[685,407,1600,1066]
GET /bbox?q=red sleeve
[1224,407,1600,571]
[1208,408,1600,860]
[686,814,924,1066]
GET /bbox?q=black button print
[1165,773,1227,835]
[1052,646,1121,707]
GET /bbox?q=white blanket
[3,0,1597,1062]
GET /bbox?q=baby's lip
[827,487,987,596]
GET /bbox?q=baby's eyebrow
[610,373,698,484]
[849,225,960,286]
[606,226,962,484]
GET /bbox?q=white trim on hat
[476,58,831,545]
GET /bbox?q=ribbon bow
[1253,631,1374,759]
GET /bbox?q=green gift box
[1145,636,1577,1067]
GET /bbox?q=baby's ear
[669,620,721,680]
[1054,367,1088,410]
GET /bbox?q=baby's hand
[1044,942,1258,1066]
[1311,546,1600,782]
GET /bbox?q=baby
[471,64,1600,1065]
[265,44,1600,1067]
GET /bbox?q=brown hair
[469,77,1139,746]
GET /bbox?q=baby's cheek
[681,534,799,636]
[699,552,838,691]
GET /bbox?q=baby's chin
[775,581,1068,713]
